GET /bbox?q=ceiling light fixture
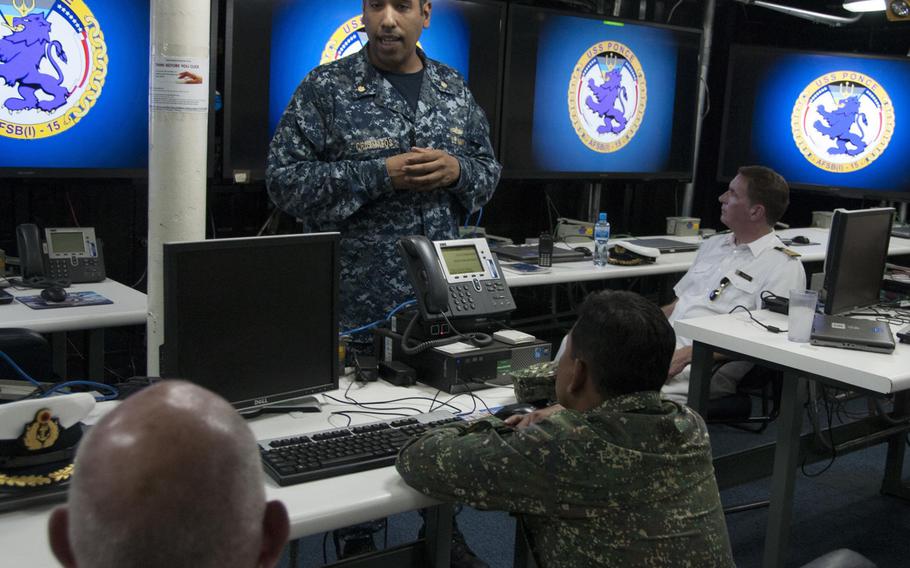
[843,0,887,11]
[734,0,863,25]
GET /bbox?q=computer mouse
[40,286,68,303]
[791,235,810,245]
[572,246,593,257]
[493,402,537,421]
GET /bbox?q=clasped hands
[387,147,460,191]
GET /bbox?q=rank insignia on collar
[774,246,802,258]
[21,409,60,451]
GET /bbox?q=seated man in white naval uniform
[556,165,806,404]
[660,165,805,402]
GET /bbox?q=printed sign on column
[150,55,209,113]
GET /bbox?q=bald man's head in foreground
[48,381,289,568]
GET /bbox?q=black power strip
[762,295,790,315]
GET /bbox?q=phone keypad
[447,281,515,313]
[449,284,476,313]
[48,258,103,281]
[485,281,513,308]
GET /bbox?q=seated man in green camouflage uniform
[397,290,734,567]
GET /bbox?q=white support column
[146,0,211,375]
[681,0,716,217]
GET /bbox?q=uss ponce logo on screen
[320,14,422,65]
[321,15,367,64]
[0,0,107,140]
[568,41,646,153]
[791,71,894,173]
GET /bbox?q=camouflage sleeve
[396,416,559,515]
[447,88,501,214]
[265,80,394,224]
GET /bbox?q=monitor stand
[240,395,322,417]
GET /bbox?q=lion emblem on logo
[0,0,107,140]
[791,72,894,173]
[813,95,867,157]
[0,11,68,112]
[568,42,646,153]
[585,67,628,134]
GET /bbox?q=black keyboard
[892,226,910,239]
[259,410,463,486]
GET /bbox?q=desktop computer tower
[379,313,552,393]
[397,338,552,394]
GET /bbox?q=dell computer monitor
[718,45,910,199]
[161,233,340,412]
[823,208,893,315]
[499,4,701,179]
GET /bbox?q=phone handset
[398,235,449,319]
[392,235,498,355]
[15,223,46,279]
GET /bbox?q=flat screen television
[223,0,505,181]
[499,4,701,179]
[823,207,893,315]
[160,233,340,413]
[0,0,149,176]
[0,0,219,178]
[718,45,910,200]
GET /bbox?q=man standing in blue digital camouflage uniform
[266,0,501,350]
[397,290,735,567]
[267,2,499,565]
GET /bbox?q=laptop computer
[810,314,896,353]
[622,238,700,253]
[493,245,587,263]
